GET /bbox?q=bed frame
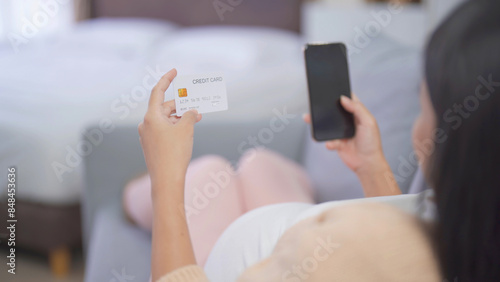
[89,0,303,33]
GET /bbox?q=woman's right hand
[303,94,385,175]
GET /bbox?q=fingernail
[191,109,198,114]
[340,95,349,102]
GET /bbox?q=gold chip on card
[178,88,187,97]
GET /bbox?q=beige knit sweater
[157,202,441,282]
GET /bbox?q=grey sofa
[83,118,308,281]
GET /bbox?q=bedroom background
[0,0,464,281]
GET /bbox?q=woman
[135,0,500,281]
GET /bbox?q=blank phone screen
[305,43,355,141]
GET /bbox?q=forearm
[356,156,401,197]
[138,69,201,281]
[151,176,196,282]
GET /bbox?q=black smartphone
[304,43,355,141]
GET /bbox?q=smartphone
[304,43,355,141]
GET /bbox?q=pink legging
[123,148,314,266]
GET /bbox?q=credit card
[172,72,228,116]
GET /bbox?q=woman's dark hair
[425,0,500,281]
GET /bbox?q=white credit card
[173,72,228,116]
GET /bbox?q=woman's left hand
[138,69,202,197]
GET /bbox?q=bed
[0,0,304,277]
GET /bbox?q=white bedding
[0,18,178,204]
[0,19,307,204]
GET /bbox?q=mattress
[0,19,307,204]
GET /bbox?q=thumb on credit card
[179,109,202,126]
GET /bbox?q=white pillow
[37,18,179,61]
[69,18,178,47]
[154,26,304,73]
